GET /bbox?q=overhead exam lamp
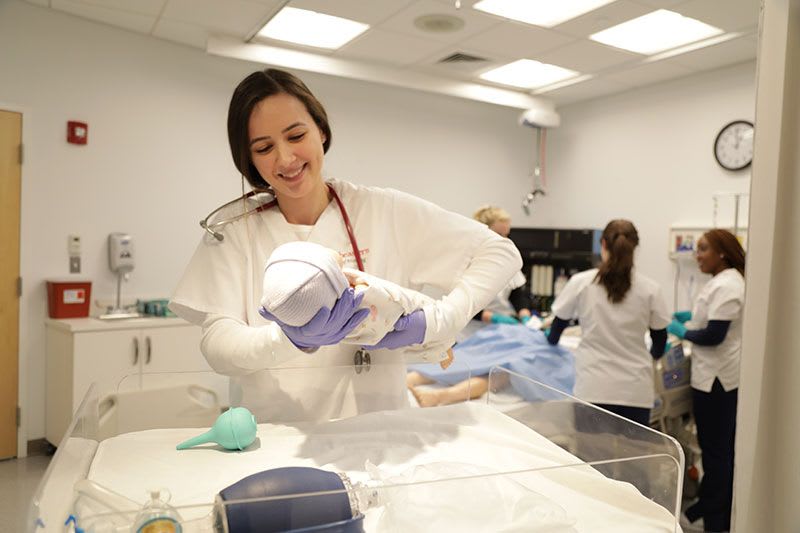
[518,107,560,215]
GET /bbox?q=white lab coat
[483,270,526,317]
[551,268,670,408]
[170,179,521,421]
[688,268,745,392]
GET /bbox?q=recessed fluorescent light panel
[257,7,369,49]
[480,59,579,89]
[473,0,616,28]
[590,9,723,55]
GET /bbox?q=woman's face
[248,93,326,200]
[489,219,511,238]
[696,236,723,274]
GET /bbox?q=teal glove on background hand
[663,341,672,355]
[673,310,692,324]
[491,314,519,325]
[667,320,687,339]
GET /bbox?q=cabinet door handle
[133,337,139,366]
[145,336,152,365]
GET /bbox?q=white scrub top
[170,179,521,422]
[688,268,745,392]
[551,269,670,408]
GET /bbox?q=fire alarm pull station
[67,121,88,145]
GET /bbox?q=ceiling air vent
[438,52,488,64]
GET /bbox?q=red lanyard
[326,184,364,272]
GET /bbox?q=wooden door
[0,110,21,459]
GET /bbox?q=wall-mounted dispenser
[99,233,140,319]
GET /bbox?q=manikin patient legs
[406,373,490,407]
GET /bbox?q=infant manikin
[260,241,453,366]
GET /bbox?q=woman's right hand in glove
[259,288,369,350]
[672,310,692,324]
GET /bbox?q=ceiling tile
[671,0,760,32]
[24,0,50,7]
[544,77,632,106]
[602,59,695,87]
[336,28,448,66]
[459,21,575,59]
[162,0,273,37]
[152,18,208,49]
[538,39,641,73]
[51,0,155,33]
[377,0,501,44]
[287,0,417,25]
[661,33,758,71]
[60,0,166,16]
[554,0,653,38]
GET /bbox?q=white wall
[0,0,531,442]
[539,61,755,309]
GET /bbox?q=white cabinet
[45,317,220,445]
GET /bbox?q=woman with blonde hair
[472,206,533,325]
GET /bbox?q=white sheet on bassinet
[85,402,677,532]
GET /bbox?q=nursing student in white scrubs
[169,68,522,423]
[472,206,533,325]
[668,229,745,533]
[546,219,670,426]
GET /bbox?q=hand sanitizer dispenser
[100,233,140,319]
[109,233,135,274]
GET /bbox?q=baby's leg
[406,371,435,387]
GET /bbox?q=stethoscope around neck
[201,181,371,370]
[200,182,365,271]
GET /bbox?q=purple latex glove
[363,309,426,350]
[259,287,370,350]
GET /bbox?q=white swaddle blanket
[261,241,453,363]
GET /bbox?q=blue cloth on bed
[409,324,575,400]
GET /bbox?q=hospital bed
[425,323,693,426]
[29,365,684,532]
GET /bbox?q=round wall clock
[714,120,754,171]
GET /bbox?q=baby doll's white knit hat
[261,241,349,327]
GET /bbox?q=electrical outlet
[69,256,81,273]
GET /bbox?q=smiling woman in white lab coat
[668,229,745,533]
[546,219,670,426]
[169,68,521,422]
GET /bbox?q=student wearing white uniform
[169,68,521,423]
[405,205,531,406]
[472,206,533,325]
[547,219,670,425]
[668,229,745,533]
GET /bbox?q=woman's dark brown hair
[596,219,639,303]
[227,68,332,190]
[703,229,746,276]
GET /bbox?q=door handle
[132,337,139,366]
[145,336,152,365]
